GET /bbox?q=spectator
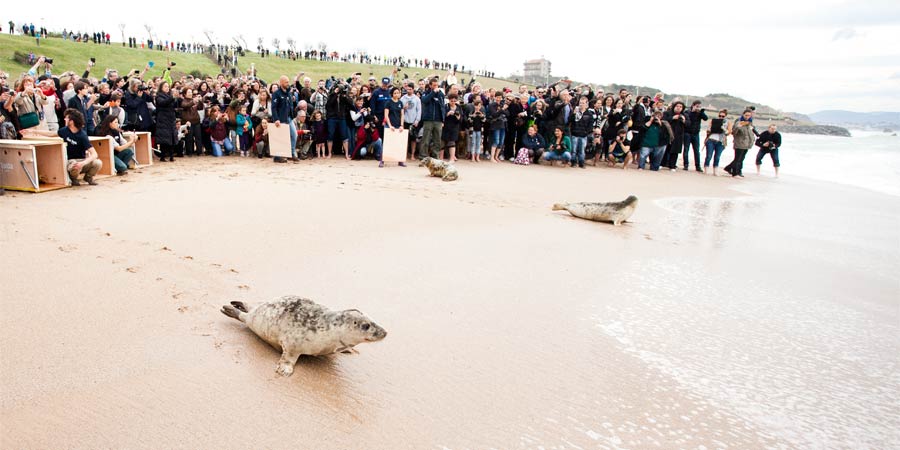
[725,110,755,177]
[22,109,102,185]
[4,74,45,131]
[441,93,462,162]
[271,75,298,163]
[684,100,708,171]
[542,126,572,166]
[466,100,486,162]
[755,124,782,177]
[400,82,421,160]
[487,91,508,163]
[662,101,690,171]
[419,77,445,160]
[515,124,547,165]
[703,109,729,175]
[181,88,204,156]
[570,96,595,169]
[96,115,136,175]
[638,109,674,171]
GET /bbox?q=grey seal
[420,157,459,181]
[221,295,387,377]
[552,195,639,226]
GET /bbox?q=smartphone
[90,57,96,63]
[148,61,155,68]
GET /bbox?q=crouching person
[542,126,572,166]
[96,115,136,175]
[22,108,102,185]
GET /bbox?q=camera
[44,57,54,64]
[171,62,176,66]
[90,57,96,63]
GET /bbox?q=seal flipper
[275,348,301,377]
[221,304,246,322]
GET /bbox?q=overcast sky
[17,0,900,114]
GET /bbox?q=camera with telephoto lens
[44,57,54,64]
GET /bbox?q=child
[309,110,327,159]
[235,105,251,157]
[467,100,485,162]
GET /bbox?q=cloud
[833,28,861,41]
[890,72,900,80]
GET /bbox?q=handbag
[18,111,40,129]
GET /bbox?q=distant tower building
[523,58,551,84]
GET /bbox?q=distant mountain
[808,111,900,130]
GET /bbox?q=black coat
[123,90,153,131]
[154,91,178,145]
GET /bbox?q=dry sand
[1,156,898,449]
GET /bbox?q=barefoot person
[22,109,102,185]
[606,128,633,169]
[755,124,782,177]
[725,109,754,177]
[704,109,729,175]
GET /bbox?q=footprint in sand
[126,267,139,273]
[58,244,77,253]
[229,268,239,274]
[161,246,172,251]
[177,306,189,313]
[182,255,194,260]
[237,284,250,290]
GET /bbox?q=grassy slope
[0,34,520,91]
[2,34,802,125]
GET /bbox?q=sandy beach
[1,157,898,449]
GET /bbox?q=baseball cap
[381,77,391,84]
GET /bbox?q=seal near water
[420,157,459,182]
[221,295,387,377]
[552,195,639,226]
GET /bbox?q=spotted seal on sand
[221,295,387,377]
[552,196,639,226]
[420,157,458,181]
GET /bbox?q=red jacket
[352,126,380,158]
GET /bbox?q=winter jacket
[571,108,596,138]
[421,88,446,122]
[153,91,178,145]
[731,120,755,150]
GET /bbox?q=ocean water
[775,130,900,197]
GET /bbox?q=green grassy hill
[0,34,520,91]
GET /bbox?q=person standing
[381,87,407,167]
[725,110,755,177]
[66,81,97,135]
[684,100,708,171]
[755,124,782,177]
[181,88,204,156]
[400,81,421,161]
[419,77,445,159]
[638,109,673,171]
[271,75,299,163]
[703,109,729,175]
[570,96,595,169]
[662,101,690,171]
[154,81,178,162]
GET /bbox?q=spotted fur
[221,295,387,377]
[552,195,639,226]
[419,157,459,182]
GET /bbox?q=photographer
[570,96,595,169]
[606,128,633,169]
[724,110,755,177]
[755,124,782,177]
[293,111,313,159]
[309,80,327,117]
[400,82,421,159]
[419,77,445,159]
[181,88,204,156]
[325,81,353,159]
[684,100,708,171]
[154,81,178,162]
[123,78,152,132]
[662,101,690,171]
[638,109,673,171]
[3,74,46,132]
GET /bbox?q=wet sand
[1,157,898,449]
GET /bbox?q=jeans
[571,136,587,166]
[469,130,482,155]
[288,120,297,158]
[543,151,571,162]
[704,140,725,167]
[683,132,701,169]
[113,148,135,173]
[491,128,506,149]
[756,148,780,167]
[420,121,443,158]
[326,118,349,143]
[211,138,235,157]
[358,139,383,160]
[639,146,667,170]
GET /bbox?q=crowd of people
[1,38,783,186]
